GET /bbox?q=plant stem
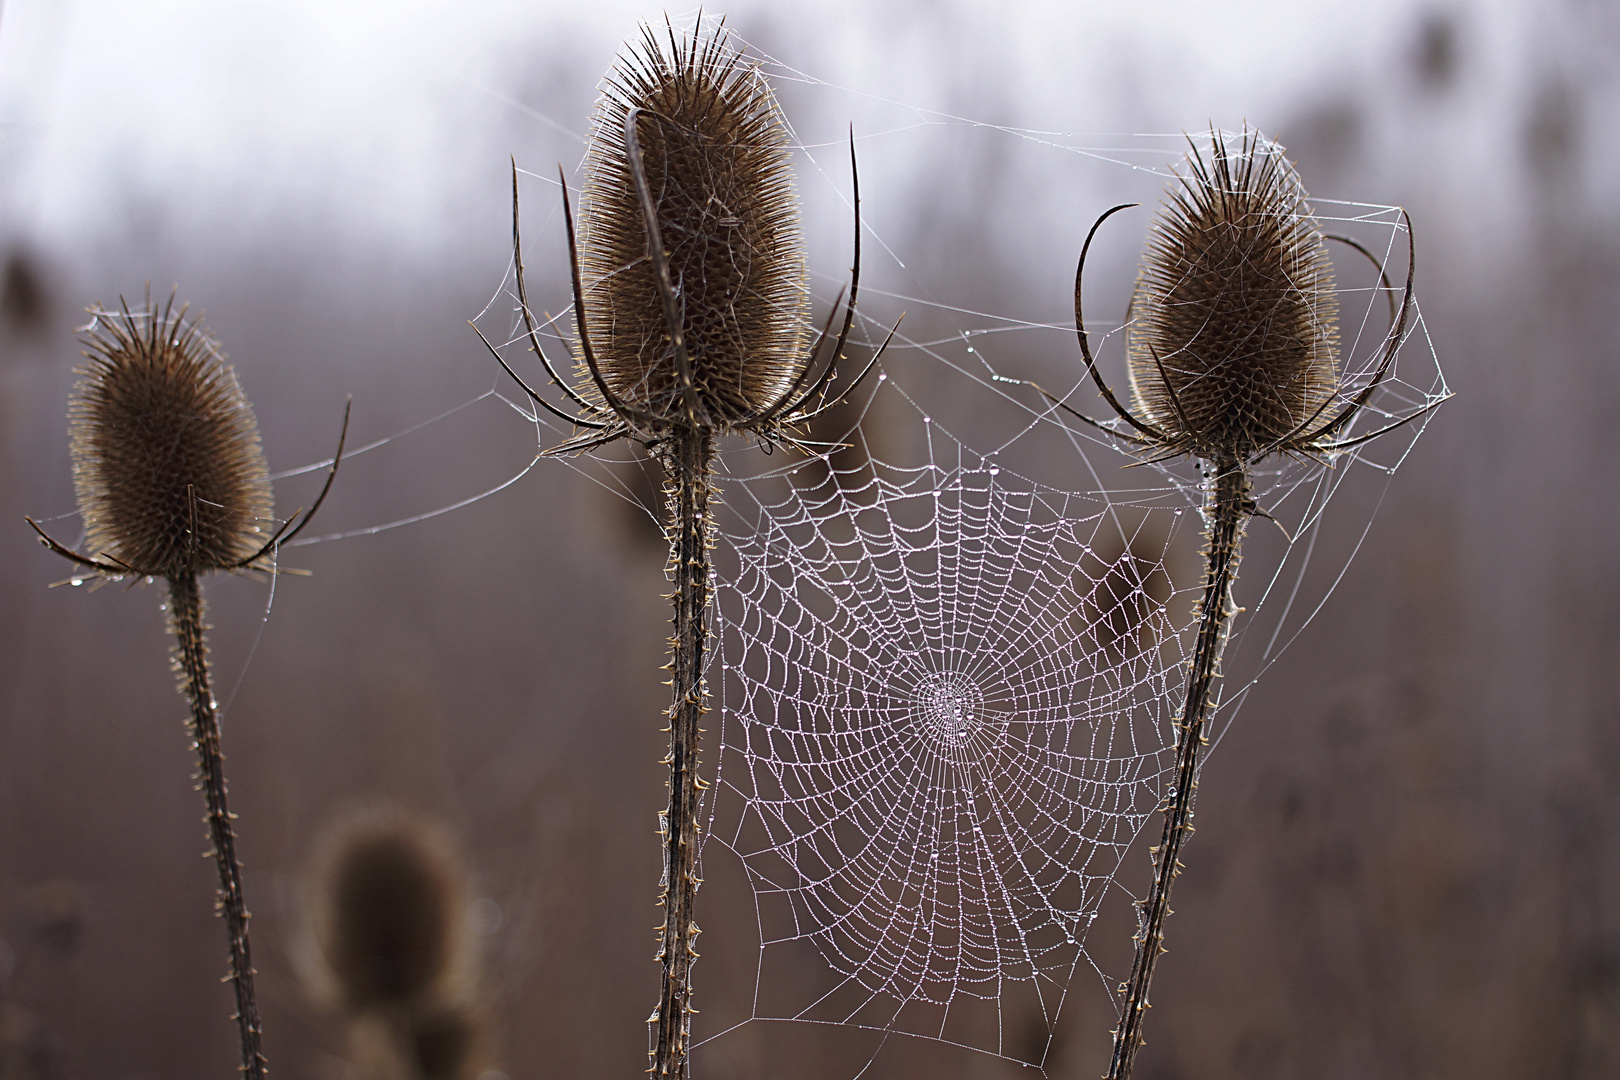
[1106,457,1249,1080]
[167,572,267,1080]
[651,426,715,1080]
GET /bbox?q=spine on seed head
[1127,129,1339,462]
[577,24,811,430]
[69,299,273,577]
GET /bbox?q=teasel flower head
[574,24,812,432]
[1126,129,1340,462]
[483,21,894,457]
[67,296,274,577]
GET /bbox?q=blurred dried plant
[306,807,488,1080]
[26,292,348,1079]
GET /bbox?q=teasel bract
[29,293,347,1079]
[478,20,895,1078]
[1039,129,1425,1078]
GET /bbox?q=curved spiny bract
[70,300,273,577]
[577,23,812,431]
[1127,130,1339,461]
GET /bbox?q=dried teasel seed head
[1128,130,1340,461]
[69,297,273,577]
[577,23,812,430]
[310,808,473,1014]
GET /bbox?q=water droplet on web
[70,579,83,587]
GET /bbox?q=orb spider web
[689,186,1445,1070]
[707,425,1195,1058]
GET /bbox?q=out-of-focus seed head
[69,298,273,577]
[1128,130,1340,462]
[406,1006,477,1080]
[311,808,471,1014]
[577,23,811,430]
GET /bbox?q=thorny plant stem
[167,573,267,1080]
[1107,458,1249,1080]
[651,426,716,1080]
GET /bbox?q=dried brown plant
[1036,129,1433,1079]
[308,807,487,1080]
[67,299,276,576]
[1125,141,1341,462]
[476,20,895,1078]
[27,293,347,1079]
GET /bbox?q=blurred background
[0,0,1615,1077]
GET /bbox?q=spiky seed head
[69,298,273,577]
[311,808,471,1013]
[577,23,812,430]
[1128,130,1340,461]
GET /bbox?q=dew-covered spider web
[448,26,1450,1072]
[704,419,1194,1059]
[693,247,1445,1067]
[690,109,1444,1076]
